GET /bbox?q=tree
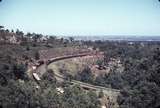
[41,69,56,88]
[0,26,4,29]
[26,32,32,41]
[96,59,103,69]
[32,34,43,42]
[12,64,27,80]
[69,37,74,42]
[48,36,56,42]
[5,29,9,33]
[62,85,101,108]
[11,29,14,33]
[26,45,30,51]
[16,29,24,41]
[16,29,23,36]
[87,90,100,108]
[98,90,104,98]
[76,66,94,83]
[0,73,8,86]
[35,51,40,60]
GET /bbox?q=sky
[0,0,160,36]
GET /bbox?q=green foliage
[96,59,103,66]
[62,85,101,108]
[12,64,27,80]
[0,80,100,108]
[1,27,160,108]
[32,43,37,47]
[90,41,160,108]
[69,37,74,42]
[41,69,57,88]
[35,51,40,60]
[98,90,104,98]
[26,45,30,51]
[75,66,94,83]
[0,26,4,29]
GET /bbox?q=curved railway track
[34,52,120,98]
[28,51,120,108]
[45,53,118,90]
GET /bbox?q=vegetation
[0,27,101,108]
[35,51,40,60]
[1,26,160,108]
[84,41,160,108]
[75,66,94,84]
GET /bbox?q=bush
[75,66,94,83]
[12,64,27,80]
[35,51,40,60]
[26,45,30,51]
[98,90,104,98]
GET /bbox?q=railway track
[34,52,120,98]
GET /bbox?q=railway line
[31,51,120,103]
[53,70,120,98]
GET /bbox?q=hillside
[1,27,160,108]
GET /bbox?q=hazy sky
[0,0,160,36]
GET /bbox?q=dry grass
[48,55,105,76]
[48,58,85,76]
